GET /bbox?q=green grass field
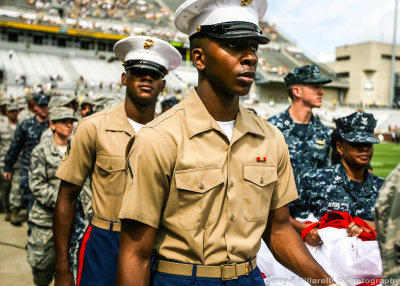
[370,143,400,178]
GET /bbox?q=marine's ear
[192,47,205,72]
[121,72,127,86]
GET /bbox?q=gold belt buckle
[220,263,238,281]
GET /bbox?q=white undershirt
[216,120,235,142]
[127,118,144,133]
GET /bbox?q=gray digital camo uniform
[293,163,384,220]
[4,116,49,214]
[375,163,400,285]
[0,119,22,212]
[28,134,85,285]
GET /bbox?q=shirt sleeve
[55,119,96,186]
[119,127,175,229]
[4,122,25,172]
[269,131,299,210]
[29,145,60,208]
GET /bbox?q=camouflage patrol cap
[80,96,94,107]
[49,107,78,122]
[25,94,34,101]
[0,97,10,105]
[34,93,50,105]
[49,95,76,109]
[334,112,379,144]
[93,95,123,113]
[284,64,332,88]
[6,102,19,111]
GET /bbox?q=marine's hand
[3,172,11,181]
[304,226,322,247]
[55,271,75,286]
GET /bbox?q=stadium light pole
[389,0,399,107]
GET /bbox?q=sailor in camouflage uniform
[0,102,21,223]
[28,107,79,286]
[292,112,384,246]
[375,163,400,285]
[3,93,50,218]
[267,64,332,183]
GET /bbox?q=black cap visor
[190,21,270,45]
[124,60,168,78]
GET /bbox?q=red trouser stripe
[77,225,93,286]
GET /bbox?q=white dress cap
[114,36,182,76]
[175,0,268,40]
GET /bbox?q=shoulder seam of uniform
[146,105,184,128]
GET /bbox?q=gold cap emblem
[143,39,154,49]
[197,25,202,32]
[241,0,253,6]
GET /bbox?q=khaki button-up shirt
[56,103,134,222]
[119,90,298,264]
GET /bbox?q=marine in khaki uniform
[53,36,181,286]
[117,1,338,285]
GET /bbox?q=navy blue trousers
[151,264,265,285]
[76,223,120,286]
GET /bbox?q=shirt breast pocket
[175,167,224,231]
[95,155,125,195]
[243,165,277,222]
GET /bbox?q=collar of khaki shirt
[104,102,135,136]
[184,89,265,142]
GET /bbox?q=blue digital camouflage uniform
[4,116,49,214]
[292,112,383,220]
[375,163,400,285]
[293,163,384,220]
[267,108,331,180]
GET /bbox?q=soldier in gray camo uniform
[17,94,35,123]
[267,64,332,182]
[291,112,384,246]
[3,93,50,223]
[0,97,9,124]
[375,163,400,285]
[0,102,22,224]
[28,107,79,286]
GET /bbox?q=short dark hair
[330,130,344,165]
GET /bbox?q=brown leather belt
[154,257,257,281]
[91,217,121,232]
